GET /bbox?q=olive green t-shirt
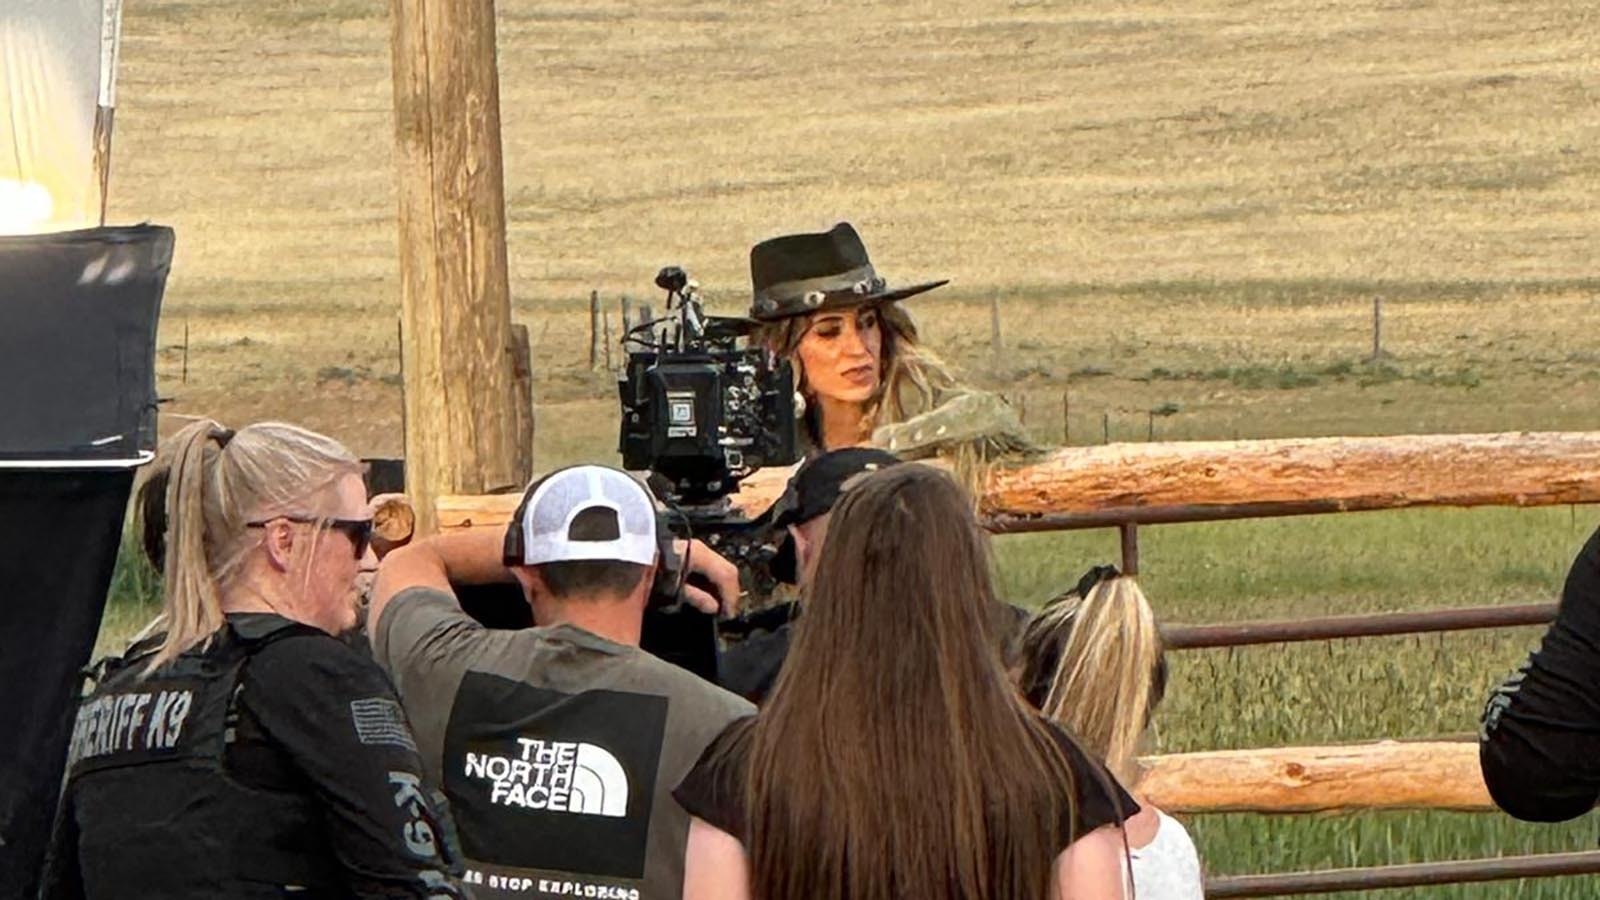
[373,588,753,900]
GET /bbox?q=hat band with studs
[753,264,885,317]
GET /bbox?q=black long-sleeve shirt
[1480,526,1600,822]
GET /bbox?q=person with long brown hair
[1018,572,1204,899]
[748,223,1032,461]
[673,464,1136,900]
[40,419,464,899]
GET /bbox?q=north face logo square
[443,672,668,879]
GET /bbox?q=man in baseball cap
[764,447,903,585]
[368,464,753,900]
[720,448,902,702]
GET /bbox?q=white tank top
[1123,810,1204,899]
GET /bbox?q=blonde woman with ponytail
[1019,572,1205,900]
[41,420,465,900]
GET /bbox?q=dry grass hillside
[109,0,1599,460]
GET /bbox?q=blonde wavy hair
[1018,575,1168,783]
[754,300,958,447]
[134,419,364,671]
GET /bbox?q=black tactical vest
[59,620,345,899]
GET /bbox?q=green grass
[96,534,161,659]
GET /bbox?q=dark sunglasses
[247,516,374,559]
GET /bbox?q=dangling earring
[793,362,809,417]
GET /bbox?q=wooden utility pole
[390,0,530,535]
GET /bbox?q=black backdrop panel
[0,470,133,898]
[0,225,171,898]
[0,225,173,462]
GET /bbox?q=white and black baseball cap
[502,465,659,567]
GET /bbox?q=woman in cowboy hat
[748,222,1032,461]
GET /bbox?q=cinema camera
[619,265,800,582]
[617,266,800,677]
[619,266,799,503]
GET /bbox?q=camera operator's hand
[673,538,743,618]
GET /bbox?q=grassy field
[96,0,1600,894]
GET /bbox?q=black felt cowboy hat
[748,222,948,322]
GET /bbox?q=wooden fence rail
[436,431,1600,534]
[982,430,1600,526]
[1139,741,1489,814]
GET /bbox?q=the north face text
[463,738,628,817]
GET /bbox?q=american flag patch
[350,697,418,751]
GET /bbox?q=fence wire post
[989,295,1002,370]
[1061,386,1070,444]
[1120,522,1140,575]
[588,290,600,370]
[1371,296,1384,361]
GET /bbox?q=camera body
[617,266,799,506]
[618,349,798,505]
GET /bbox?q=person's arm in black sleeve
[1480,524,1600,822]
[243,634,466,899]
[672,718,755,839]
[1047,726,1139,840]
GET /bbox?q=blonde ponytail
[1024,576,1167,783]
[134,419,363,671]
